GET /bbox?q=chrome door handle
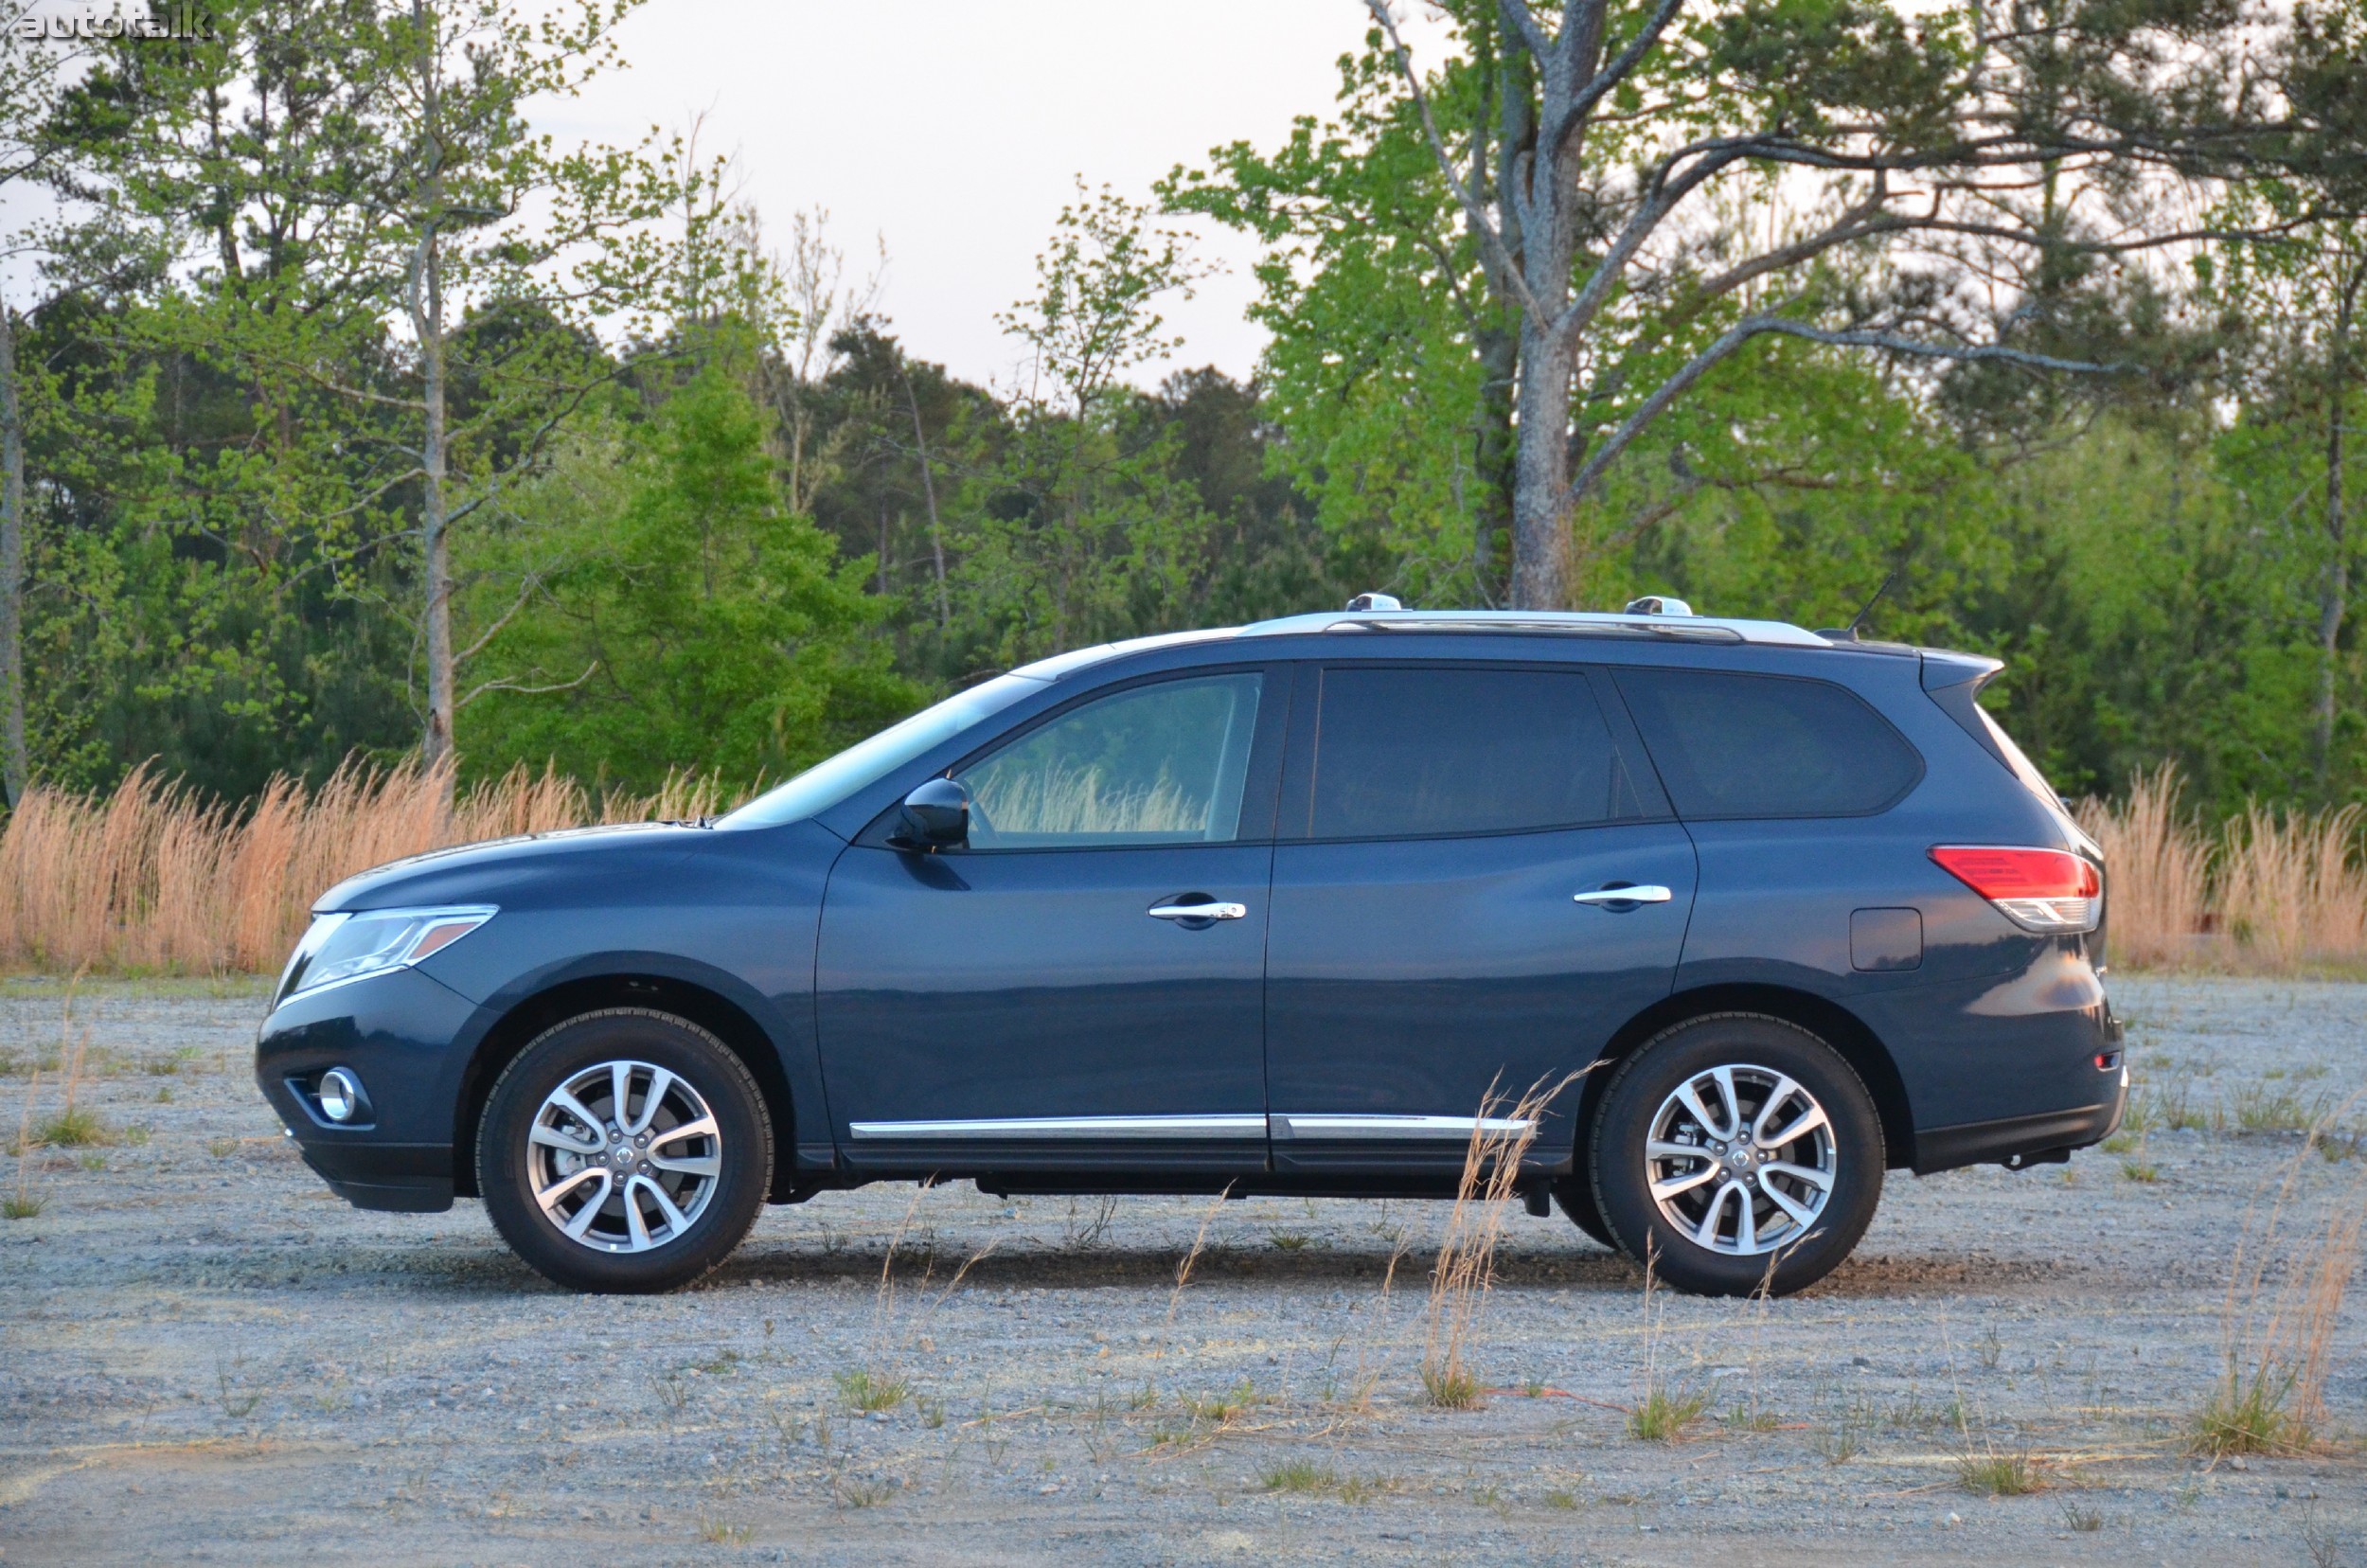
[1148,901,1248,921]
[1573,884,1673,906]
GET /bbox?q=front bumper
[296,1139,455,1212]
[256,964,478,1213]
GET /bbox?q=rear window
[1307,667,1644,839]
[1613,668,1922,819]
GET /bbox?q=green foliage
[459,356,916,792]
[6,0,2367,833]
[1163,39,1504,603]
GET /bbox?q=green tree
[1181,0,2329,610]
[457,355,915,791]
[0,7,84,800]
[943,185,1219,667]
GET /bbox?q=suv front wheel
[1589,1014,1882,1297]
[478,1009,773,1293]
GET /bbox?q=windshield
[719,674,1047,829]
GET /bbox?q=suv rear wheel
[1589,1014,1882,1297]
[478,1009,772,1293]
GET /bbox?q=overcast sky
[553,0,1429,394]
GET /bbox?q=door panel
[817,843,1273,1170]
[1264,826,1696,1173]
[1261,660,1694,1174]
[814,666,1283,1173]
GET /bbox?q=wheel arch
[1578,984,1916,1171]
[453,973,802,1202]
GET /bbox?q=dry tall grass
[12,753,2367,975]
[1420,1073,1578,1408]
[2195,1114,2367,1456]
[2076,766,2367,972]
[0,757,730,975]
[2074,766,2209,969]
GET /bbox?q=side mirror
[894,777,970,850]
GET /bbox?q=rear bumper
[1912,1062,2127,1175]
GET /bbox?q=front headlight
[276,906,495,1005]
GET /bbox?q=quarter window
[1612,668,1923,819]
[955,674,1264,848]
[1308,667,1639,839]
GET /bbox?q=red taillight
[1931,846,2102,934]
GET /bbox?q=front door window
[955,673,1264,848]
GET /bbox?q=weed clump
[1957,1445,2049,1496]
[1260,1462,1392,1503]
[1263,1460,1338,1493]
[1628,1384,1708,1442]
[38,1105,112,1148]
[1182,1378,1260,1423]
[835,1368,909,1414]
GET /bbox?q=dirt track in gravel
[4,974,2367,1565]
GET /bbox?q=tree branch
[1366,0,1551,325]
[459,661,597,709]
[1561,315,2130,511]
[1545,0,1683,164]
[1497,0,1552,62]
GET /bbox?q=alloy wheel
[1644,1063,1836,1256]
[526,1059,723,1254]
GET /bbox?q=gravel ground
[3,975,2366,1565]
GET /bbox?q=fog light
[318,1067,364,1123]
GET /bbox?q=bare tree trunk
[2315,260,2361,779]
[901,364,950,629]
[1509,326,1573,609]
[1502,18,1591,612]
[1470,330,1519,605]
[410,0,455,802]
[420,264,454,786]
[1468,24,1528,606]
[0,303,27,805]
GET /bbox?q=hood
[312,820,713,914]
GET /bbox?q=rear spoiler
[1919,650,2013,772]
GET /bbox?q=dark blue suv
[255,602,2125,1296]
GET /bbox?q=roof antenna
[1819,571,1896,644]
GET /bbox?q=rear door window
[1612,668,1922,819]
[1307,666,1645,840]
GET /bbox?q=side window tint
[1308,667,1635,839]
[1613,668,1922,818]
[955,674,1263,848]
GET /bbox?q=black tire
[1552,1173,1615,1249]
[1589,1014,1882,1298]
[478,1008,773,1293]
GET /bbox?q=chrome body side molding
[847,1112,1542,1143]
[1271,1114,1537,1141]
[847,1114,1267,1141]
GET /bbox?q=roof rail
[1237,608,1831,649]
